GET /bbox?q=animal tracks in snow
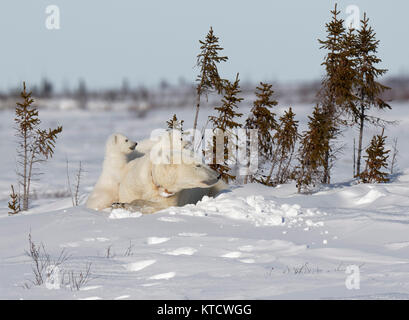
[141,282,161,287]
[218,239,303,263]
[238,245,254,252]
[125,259,156,272]
[165,247,197,256]
[148,272,176,280]
[239,259,255,264]
[146,237,170,245]
[221,251,243,258]
[178,232,207,237]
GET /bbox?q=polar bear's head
[151,156,220,194]
[106,133,138,156]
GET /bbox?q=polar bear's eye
[125,139,128,142]
[195,164,201,168]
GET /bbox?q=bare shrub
[124,240,134,257]
[66,159,84,206]
[62,263,92,291]
[105,245,114,259]
[73,162,83,206]
[14,82,63,211]
[24,233,93,291]
[25,232,70,286]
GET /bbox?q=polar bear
[86,133,138,210]
[116,146,227,213]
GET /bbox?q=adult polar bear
[86,133,138,210]
[116,131,227,213]
[87,130,226,213]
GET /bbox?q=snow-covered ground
[0,103,408,300]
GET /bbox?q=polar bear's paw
[111,201,158,214]
[111,202,127,210]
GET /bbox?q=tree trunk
[22,130,28,211]
[390,138,398,175]
[265,149,278,185]
[323,150,330,184]
[353,138,356,177]
[26,152,36,211]
[276,158,284,184]
[281,150,294,184]
[193,94,201,132]
[356,104,365,177]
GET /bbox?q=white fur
[118,138,227,213]
[86,133,137,210]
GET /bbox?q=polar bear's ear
[114,135,118,144]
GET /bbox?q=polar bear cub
[86,133,137,210]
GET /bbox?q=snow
[165,193,320,227]
[149,272,176,280]
[165,247,197,256]
[1,104,409,299]
[109,208,142,219]
[221,252,243,258]
[146,237,170,245]
[126,260,157,272]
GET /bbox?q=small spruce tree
[207,73,243,182]
[359,129,390,183]
[318,4,358,116]
[193,27,228,132]
[318,4,358,184]
[296,105,334,193]
[353,13,391,176]
[245,82,278,183]
[13,82,63,211]
[8,185,20,215]
[268,107,299,185]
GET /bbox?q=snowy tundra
[0,103,409,300]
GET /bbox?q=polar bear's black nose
[130,142,137,150]
[217,174,222,180]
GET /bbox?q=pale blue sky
[0,0,407,90]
